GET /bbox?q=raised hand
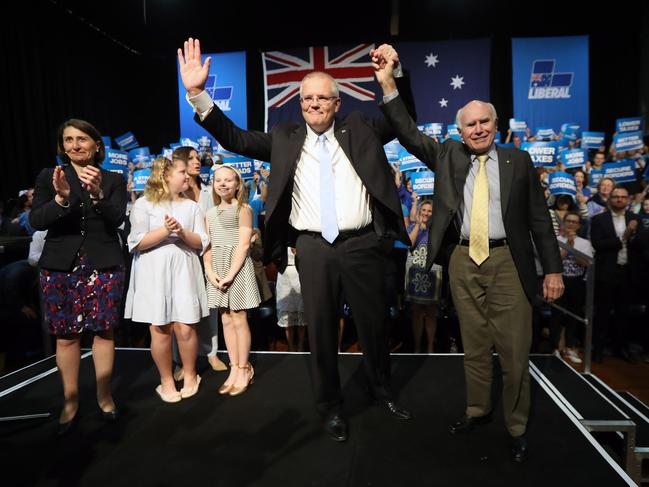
[177,37,212,96]
[370,43,399,92]
[52,166,71,200]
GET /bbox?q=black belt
[459,238,507,248]
[298,224,373,242]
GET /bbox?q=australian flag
[262,39,491,130]
[530,60,573,89]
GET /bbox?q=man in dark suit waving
[178,39,413,441]
[372,49,563,462]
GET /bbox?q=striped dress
[206,205,261,310]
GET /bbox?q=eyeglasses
[610,195,629,199]
[564,219,580,224]
[300,95,339,106]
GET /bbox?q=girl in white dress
[125,157,209,402]
[204,166,260,396]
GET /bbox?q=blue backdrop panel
[512,36,589,134]
[178,51,247,140]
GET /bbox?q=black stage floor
[0,351,636,487]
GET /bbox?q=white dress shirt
[187,91,372,233]
[611,210,628,265]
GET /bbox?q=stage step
[582,375,649,485]
[530,355,640,484]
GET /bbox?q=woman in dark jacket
[30,119,127,434]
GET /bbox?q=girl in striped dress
[204,166,260,396]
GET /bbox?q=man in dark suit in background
[373,49,563,462]
[178,38,413,442]
[590,186,640,363]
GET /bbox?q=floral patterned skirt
[40,253,125,336]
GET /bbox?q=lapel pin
[341,129,347,133]
[506,160,511,164]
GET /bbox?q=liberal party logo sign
[512,36,588,136]
[528,60,573,100]
[205,75,233,112]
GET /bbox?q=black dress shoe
[378,400,413,420]
[449,414,491,434]
[99,407,119,422]
[56,413,78,437]
[511,434,528,463]
[323,412,348,442]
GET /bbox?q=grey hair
[455,100,498,129]
[299,71,340,98]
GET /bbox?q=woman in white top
[125,156,209,403]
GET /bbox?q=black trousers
[594,265,632,354]
[295,229,392,416]
[550,276,586,349]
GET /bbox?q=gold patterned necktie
[469,154,489,265]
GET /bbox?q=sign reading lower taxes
[521,141,558,166]
[422,123,444,137]
[410,170,435,196]
[615,117,643,134]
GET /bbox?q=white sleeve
[127,199,149,252]
[186,90,214,121]
[192,204,210,254]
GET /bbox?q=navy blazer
[381,95,563,301]
[590,210,639,281]
[29,165,127,271]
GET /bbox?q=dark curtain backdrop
[1,0,647,201]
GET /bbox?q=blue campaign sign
[589,169,604,188]
[115,131,139,151]
[179,138,200,150]
[129,147,152,169]
[384,139,403,164]
[132,169,151,192]
[423,122,444,137]
[162,148,172,159]
[196,135,214,154]
[512,36,589,135]
[497,142,515,149]
[601,160,636,183]
[509,118,527,131]
[102,148,129,179]
[559,148,587,168]
[643,163,649,182]
[581,131,605,149]
[222,154,254,179]
[616,117,643,133]
[613,131,643,152]
[398,148,428,172]
[548,171,577,197]
[535,127,555,140]
[102,136,112,149]
[521,141,558,167]
[411,170,435,196]
[178,51,247,140]
[447,124,461,140]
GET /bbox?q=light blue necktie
[316,134,339,243]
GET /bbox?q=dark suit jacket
[196,81,415,272]
[590,210,639,282]
[30,165,127,271]
[381,95,562,301]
